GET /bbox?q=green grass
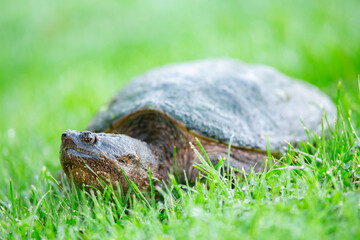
[0,108,359,239]
[0,0,360,239]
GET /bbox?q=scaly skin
[60,130,159,193]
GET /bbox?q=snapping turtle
[60,58,335,193]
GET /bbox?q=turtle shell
[87,58,336,151]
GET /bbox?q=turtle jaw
[60,147,125,191]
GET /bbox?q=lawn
[0,0,360,239]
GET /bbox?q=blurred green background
[0,0,359,191]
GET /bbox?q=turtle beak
[61,130,79,149]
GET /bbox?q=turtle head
[60,130,158,193]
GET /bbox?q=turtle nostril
[61,132,67,139]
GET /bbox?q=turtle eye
[80,131,96,144]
